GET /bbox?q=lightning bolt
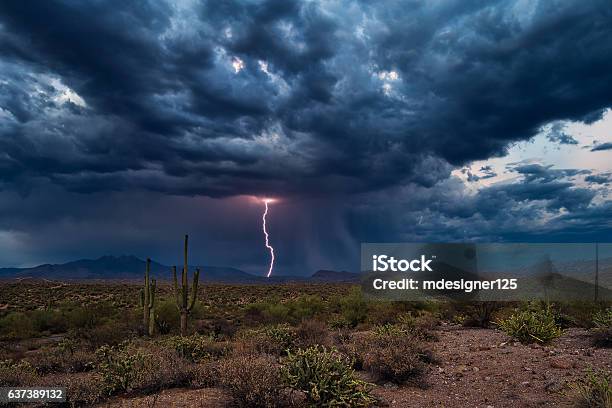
[262,199,275,277]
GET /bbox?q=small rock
[521,381,531,387]
[383,382,399,390]
[473,367,480,372]
[545,380,564,393]
[550,359,573,369]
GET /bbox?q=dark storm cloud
[0,0,611,197]
[0,0,611,271]
[464,165,497,182]
[585,173,611,185]
[546,123,578,145]
[348,164,606,245]
[591,142,612,152]
[509,163,589,183]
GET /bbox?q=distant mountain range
[1,255,608,291]
[311,269,362,282]
[0,255,360,283]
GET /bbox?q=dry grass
[362,333,432,385]
[295,318,330,349]
[218,354,291,408]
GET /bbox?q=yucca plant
[495,303,562,344]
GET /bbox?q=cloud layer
[1,0,611,197]
[0,0,610,272]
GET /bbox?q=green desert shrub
[373,323,406,337]
[375,313,438,341]
[0,360,39,386]
[245,295,327,325]
[30,309,68,333]
[238,324,297,356]
[218,354,289,408]
[361,334,432,384]
[289,295,327,321]
[282,346,376,407]
[95,342,148,394]
[244,298,292,324]
[26,346,94,374]
[95,342,194,395]
[366,301,401,325]
[154,299,181,334]
[63,303,116,330]
[78,321,135,348]
[0,306,119,340]
[264,302,293,323]
[592,308,612,328]
[243,324,297,355]
[234,333,267,356]
[495,304,562,344]
[369,301,434,325]
[592,308,612,347]
[158,334,230,362]
[573,368,612,408]
[339,288,369,328]
[329,315,352,329]
[265,324,297,350]
[0,312,36,339]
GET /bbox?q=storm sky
[0,0,611,275]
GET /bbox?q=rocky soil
[374,326,610,407]
[100,327,610,408]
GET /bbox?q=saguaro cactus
[172,234,200,336]
[140,258,157,335]
[147,278,157,336]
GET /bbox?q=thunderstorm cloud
[0,0,610,273]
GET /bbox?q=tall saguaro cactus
[147,278,157,337]
[172,234,200,336]
[141,258,151,328]
[140,258,157,336]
